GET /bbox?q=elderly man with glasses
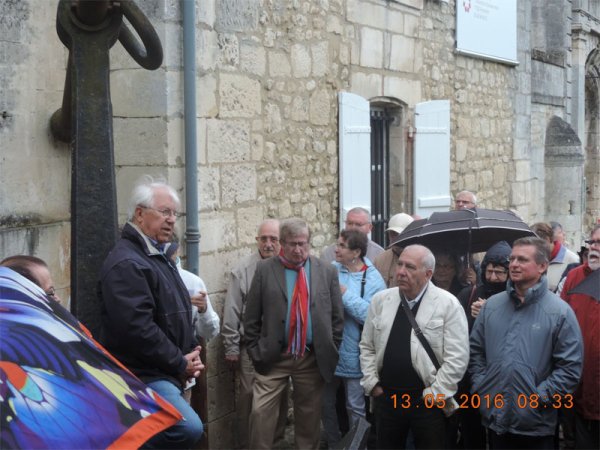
[98,175,204,449]
[244,217,344,449]
[221,218,290,449]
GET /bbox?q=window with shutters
[339,94,412,247]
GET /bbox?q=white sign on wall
[456,0,518,65]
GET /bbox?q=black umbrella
[389,208,536,254]
[567,269,600,301]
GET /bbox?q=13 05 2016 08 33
[389,392,574,409]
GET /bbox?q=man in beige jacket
[221,218,287,449]
[360,244,469,449]
[373,213,414,287]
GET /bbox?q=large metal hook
[117,0,163,70]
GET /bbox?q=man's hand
[371,385,383,397]
[191,291,208,313]
[225,354,240,370]
[183,345,204,380]
[339,284,347,295]
[471,298,486,318]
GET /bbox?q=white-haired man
[360,244,469,448]
[454,190,477,210]
[98,176,204,449]
[560,225,600,450]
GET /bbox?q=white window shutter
[414,100,451,218]
[339,92,372,230]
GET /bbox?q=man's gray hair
[457,190,477,205]
[128,175,181,220]
[257,218,280,235]
[404,244,436,271]
[280,217,310,243]
[347,207,372,223]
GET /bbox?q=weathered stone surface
[360,27,383,68]
[268,51,292,77]
[199,166,221,211]
[219,74,261,118]
[114,118,168,165]
[312,41,329,77]
[388,34,415,72]
[222,164,257,206]
[199,211,236,252]
[240,41,266,76]
[292,43,312,78]
[207,119,251,163]
[309,89,331,125]
[215,0,259,32]
[111,70,167,117]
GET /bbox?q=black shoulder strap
[360,268,368,298]
[399,291,441,370]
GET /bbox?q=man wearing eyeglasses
[221,218,290,449]
[98,175,204,449]
[455,240,511,449]
[321,207,384,264]
[560,225,600,450]
[244,217,344,449]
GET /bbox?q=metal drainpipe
[182,0,200,275]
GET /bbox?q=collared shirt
[403,283,429,309]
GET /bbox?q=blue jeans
[142,379,203,449]
[321,376,366,447]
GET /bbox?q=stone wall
[0,0,596,448]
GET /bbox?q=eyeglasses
[485,268,508,277]
[45,286,57,298]
[345,221,369,228]
[585,239,600,246]
[257,235,279,243]
[283,240,309,248]
[140,206,183,218]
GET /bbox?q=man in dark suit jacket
[244,217,344,449]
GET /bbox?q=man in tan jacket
[221,219,287,449]
[373,213,414,287]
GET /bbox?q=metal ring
[117,1,163,70]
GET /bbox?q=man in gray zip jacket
[469,237,583,449]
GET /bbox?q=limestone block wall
[0,1,72,302]
[419,1,517,211]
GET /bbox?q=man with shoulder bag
[360,244,469,449]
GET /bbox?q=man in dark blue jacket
[98,176,204,449]
[469,237,583,450]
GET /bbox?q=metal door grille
[370,109,392,247]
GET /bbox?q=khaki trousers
[238,346,288,448]
[249,352,324,450]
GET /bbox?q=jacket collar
[506,275,548,307]
[123,222,164,257]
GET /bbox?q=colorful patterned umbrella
[0,267,181,449]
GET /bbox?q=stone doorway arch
[544,116,584,244]
[584,46,600,229]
